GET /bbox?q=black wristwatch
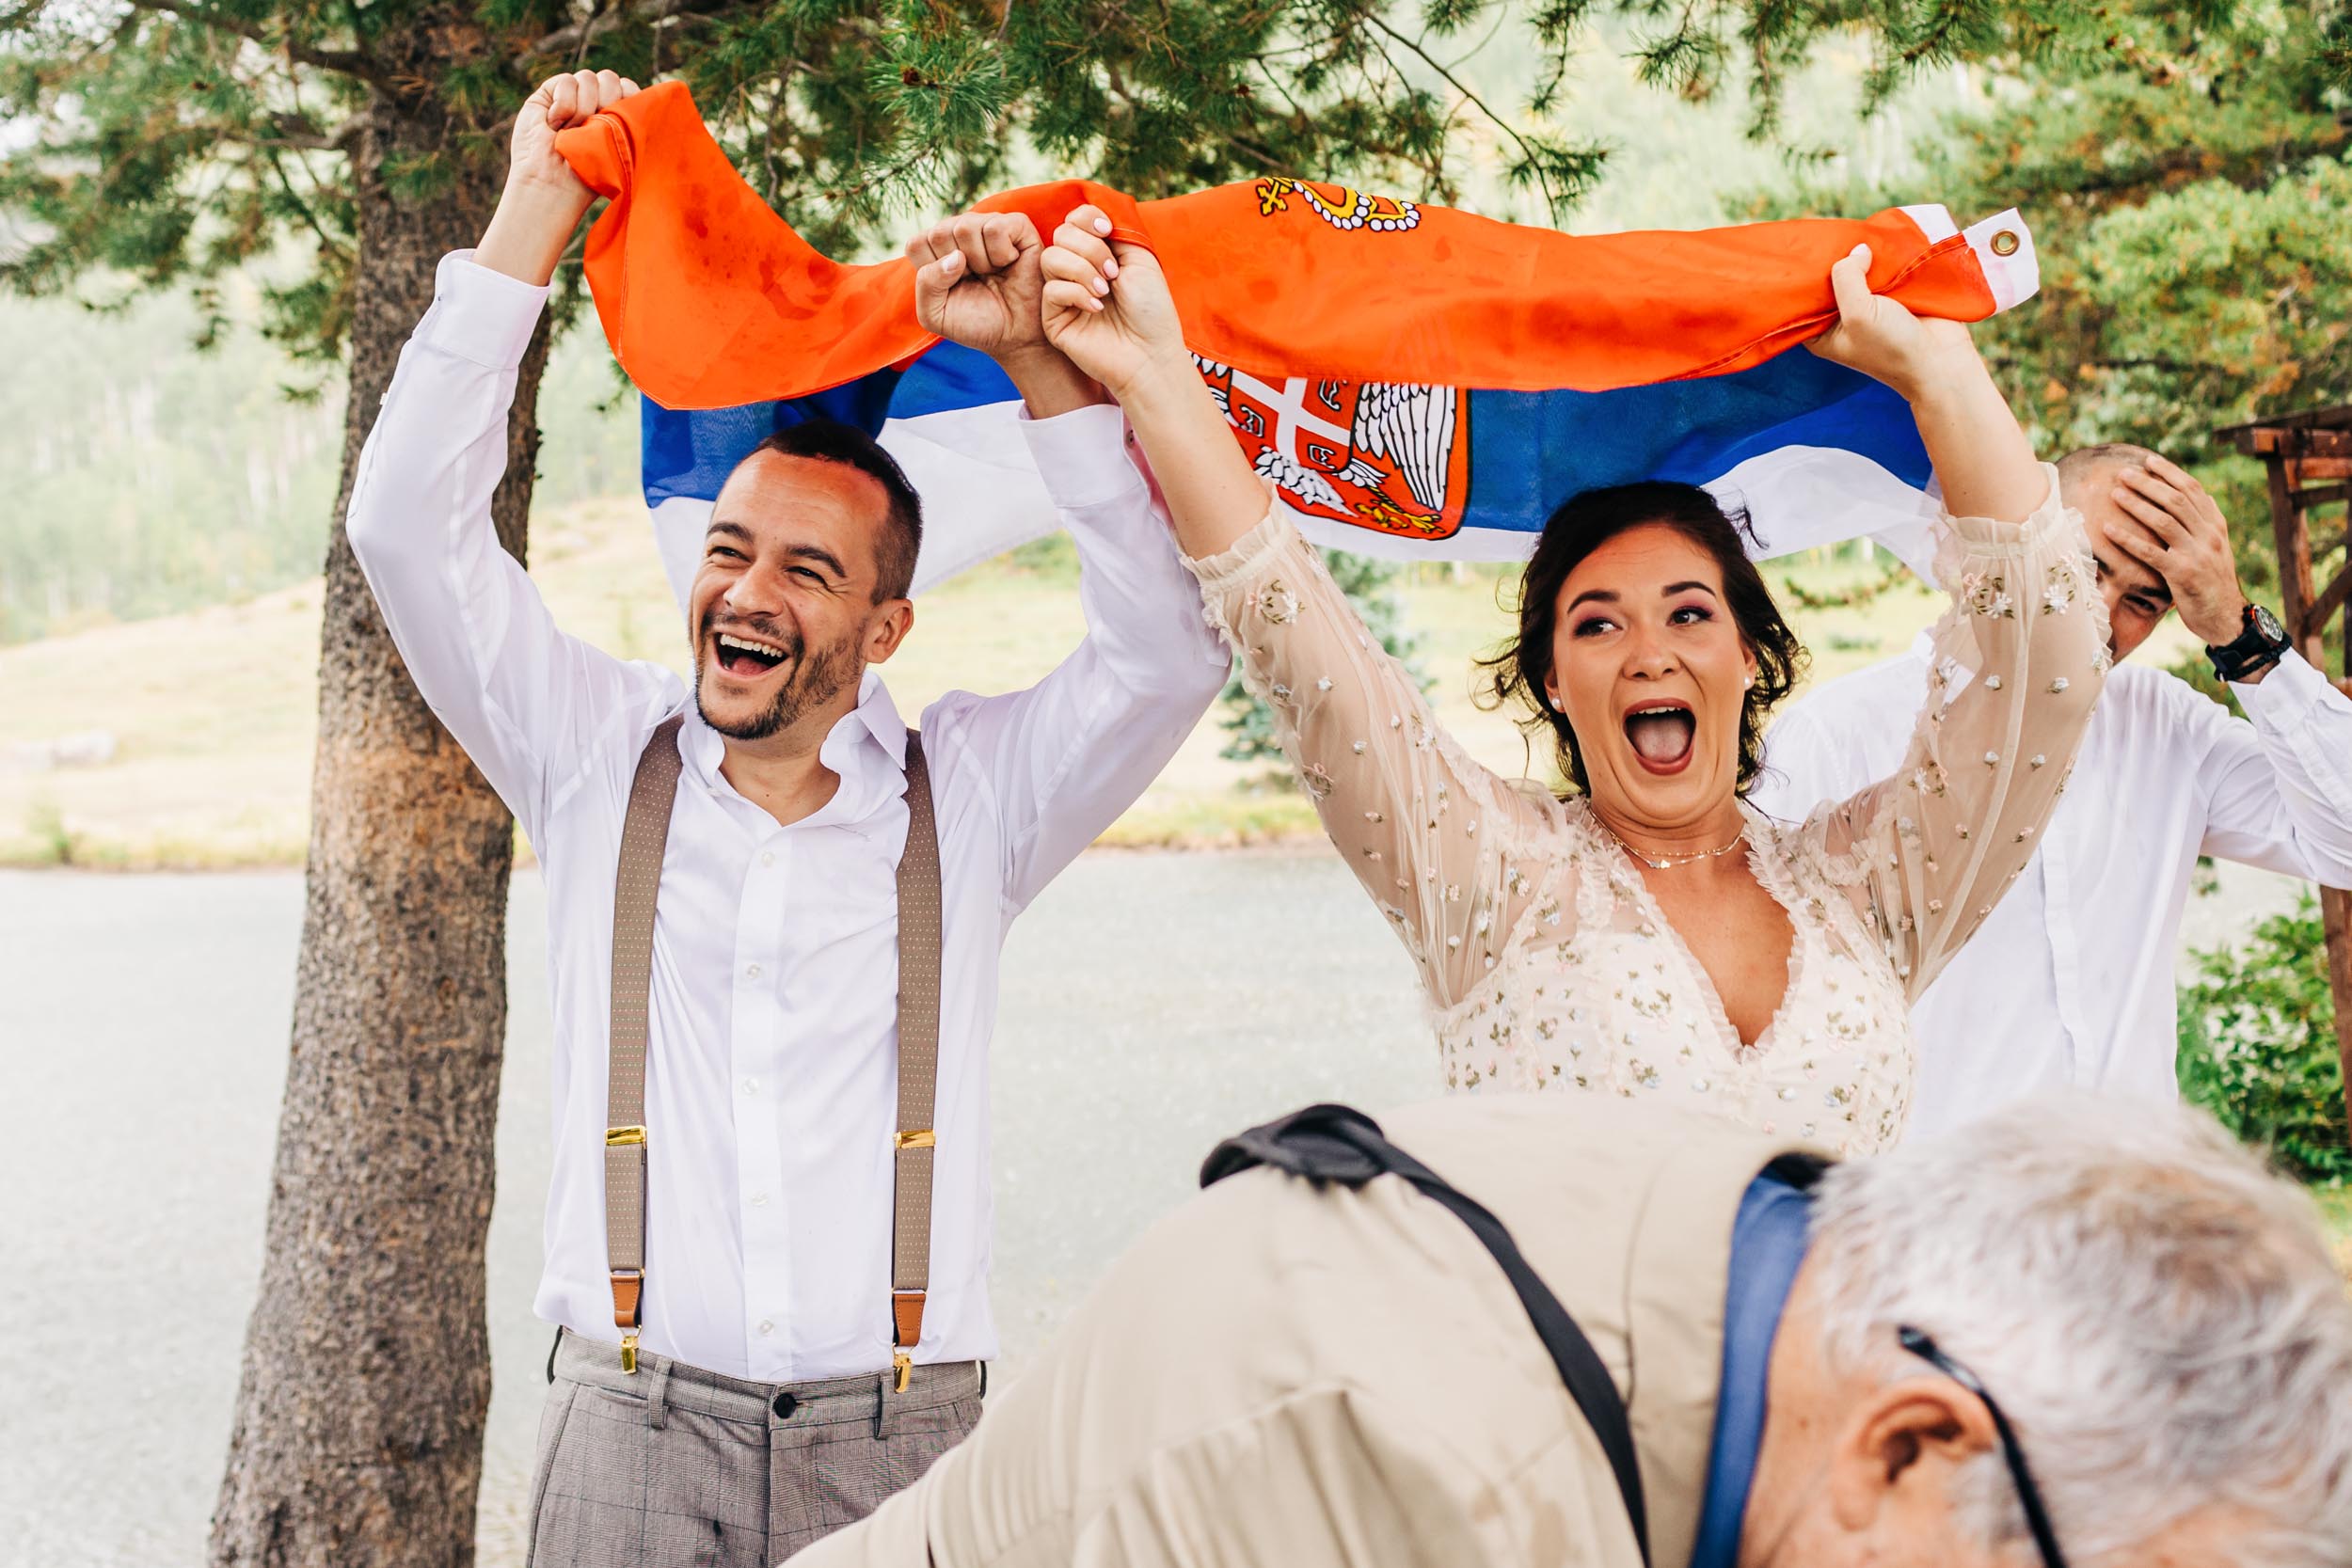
[2206,601,2290,683]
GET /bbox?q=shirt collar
[1690,1172,1816,1568]
[678,668,909,826]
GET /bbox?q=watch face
[2252,603,2286,643]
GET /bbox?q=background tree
[1754,1,2352,647]
[1749,6,2352,1180]
[0,0,2238,1560]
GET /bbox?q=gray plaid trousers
[528,1330,983,1566]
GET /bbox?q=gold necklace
[1593,814,1747,871]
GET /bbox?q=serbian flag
[552,84,2039,596]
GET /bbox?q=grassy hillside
[0,277,636,646]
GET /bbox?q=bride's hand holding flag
[1041,204,1273,562]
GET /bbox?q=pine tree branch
[123,0,392,87]
[1361,11,1562,214]
[262,110,363,151]
[264,146,352,261]
[520,0,718,64]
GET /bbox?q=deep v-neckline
[1590,802,1807,1056]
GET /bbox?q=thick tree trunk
[210,75,549,1568]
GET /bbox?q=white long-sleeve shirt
[1754,632,2352,1137]
[347,252,1229,1381]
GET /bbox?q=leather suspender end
[891,1291,926,1392]
[612,1271,644,1326]
[891,1290,926,1347]
[612,1269,645,1374]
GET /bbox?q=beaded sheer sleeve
[1793,463,2107,1002]
[1184,493,1573,1013]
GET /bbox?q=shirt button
[742,1078,760,1097]
[750,1192,770,1208]
[744,962,761,979]
[760,851,775,868]
[756,1319,774,1337]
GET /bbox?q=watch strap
[2208,604,2288,681]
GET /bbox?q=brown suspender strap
[603,718,945,1389]
[606,714,685,1373]
[889,731,944,1391]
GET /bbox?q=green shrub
[2177,895,2352,1184]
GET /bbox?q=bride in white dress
[1036,211,2106,1156]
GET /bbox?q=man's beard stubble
[693,622,860,743]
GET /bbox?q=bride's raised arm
[1797,246,2106,999]
[1040,206,1558,1006]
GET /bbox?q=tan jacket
[790,1099,1826,1568]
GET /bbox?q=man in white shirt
[1756,442,2352,1138]
[347,71,1228,1563]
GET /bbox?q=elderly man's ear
[1826,1377,2002,1546]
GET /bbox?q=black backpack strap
[1202,1104,1652,1567]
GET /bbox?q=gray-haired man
[792,1092,2352,1567]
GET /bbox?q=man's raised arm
[348,71,665,843]
[901,211,1231,911]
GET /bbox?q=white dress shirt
[347,252,1229,1381]
[1755,631,2352,1137]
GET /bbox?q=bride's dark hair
[1477,483,1807,796]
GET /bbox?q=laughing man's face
[688,452,912,744]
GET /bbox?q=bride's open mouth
[1622,700,1695,776]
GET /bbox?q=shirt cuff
[412,250,551,372]
[1018,401,1147,510]
[2233,646,2338,721]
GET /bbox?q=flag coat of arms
[552,84,2039,598]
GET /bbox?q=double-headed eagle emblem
[1197,358,1465,538]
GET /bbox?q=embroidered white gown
[1184,467,2107,1155]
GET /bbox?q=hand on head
[2103,453,2247,647]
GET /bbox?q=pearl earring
[1743,675,1756,690]
[1549,694,1565,712]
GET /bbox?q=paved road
[2,854,1440,1565]
[0,854,2300,1564]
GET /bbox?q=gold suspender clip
[608,1129,647,1371]
[890,1130,930,1389]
